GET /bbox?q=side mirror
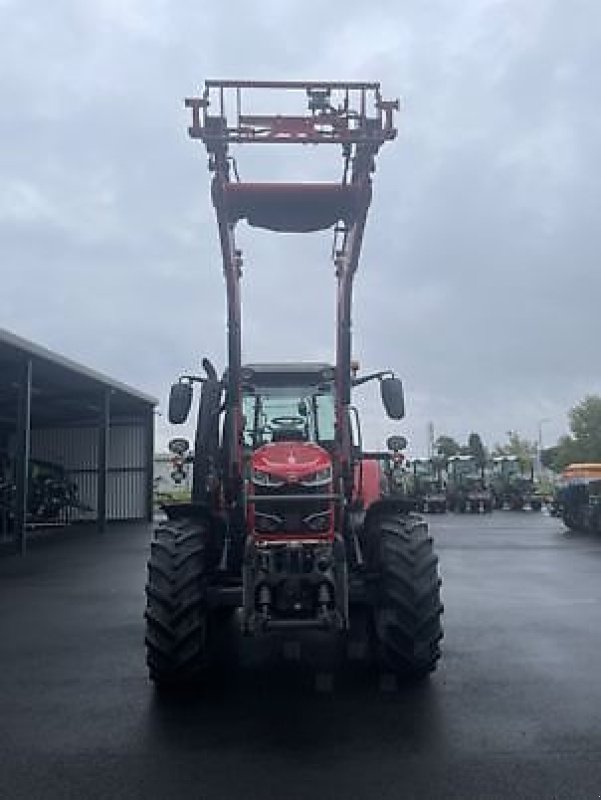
[387,435,407,452]
[380,377,405,420]
[168,381,193,424]
[168,437,190,456]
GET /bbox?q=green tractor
[490,456,542,511]
[407,458,447,513]
[446,455,493,513]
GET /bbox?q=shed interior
[0,328,156,554]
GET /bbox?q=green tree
[569,395,601,459]
[435,435,461,460]
[545,395,601,470]
[493,430,537,468]
[467,432,487,467]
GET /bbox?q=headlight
[252,469,285,487]
[254,512,283,533]
[300,466,332,487]
[304,511,332,532]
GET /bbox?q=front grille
[253,482,331,534]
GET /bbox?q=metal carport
[0,327,157,554]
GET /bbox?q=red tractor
[145,81,443,686]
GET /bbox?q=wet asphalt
[1,512,601,800]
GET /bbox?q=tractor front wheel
[369,513,443,679]
[145,518,221,688]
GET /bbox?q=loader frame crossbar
[184,80,397,509]
[185,80,397,146]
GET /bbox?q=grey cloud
[1,0,600,453]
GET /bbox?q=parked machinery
[446,455,493,513]
[490,455,543,511]
[27,460,82,522]
[0,455,85,535]
[144,80,443,687]
[558,463,601,533]
[408,458,447,513]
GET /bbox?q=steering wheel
[269,416,305,428]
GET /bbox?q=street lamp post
[537,418,550,477]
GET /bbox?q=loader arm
[185,80,397,504]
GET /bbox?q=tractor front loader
[144,81,443,687]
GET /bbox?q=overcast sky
[1,0,600,454]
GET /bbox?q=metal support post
[537,418,550,478]
[14,358,32,556]
[145,406,156,523]
[97,388,111,532]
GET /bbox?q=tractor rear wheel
[145,518,221,687]
[369,513,443,679]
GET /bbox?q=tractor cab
[241,363,335,451]
[447,455,484,486]
[446,455,493,513]
[408,458,447,513]
[240,364,336,543]
[412,458,440,486]
[493,455,522,479]
[490,455,541,510]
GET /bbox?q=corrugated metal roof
[0,327,157,406]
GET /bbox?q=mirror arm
[352,369,394,388]
[179,374,206,385]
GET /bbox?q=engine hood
[252,442,331,479]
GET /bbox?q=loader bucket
[214,182,371,233]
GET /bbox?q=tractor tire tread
[145,518,220,687]
[370,512,443,679]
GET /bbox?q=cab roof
[241,363,335,388]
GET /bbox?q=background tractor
[446,455,493,513]
[407,458,447,513]
[490,455,543,511]
[144,81,443,687]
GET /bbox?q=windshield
[242,387,335,449]
[453,460,479,477]
[414,461,433,477]
[502,461,521,477]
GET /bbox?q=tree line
[433,394,601,473]
[541,395,601,471]
[433,431,533,467]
